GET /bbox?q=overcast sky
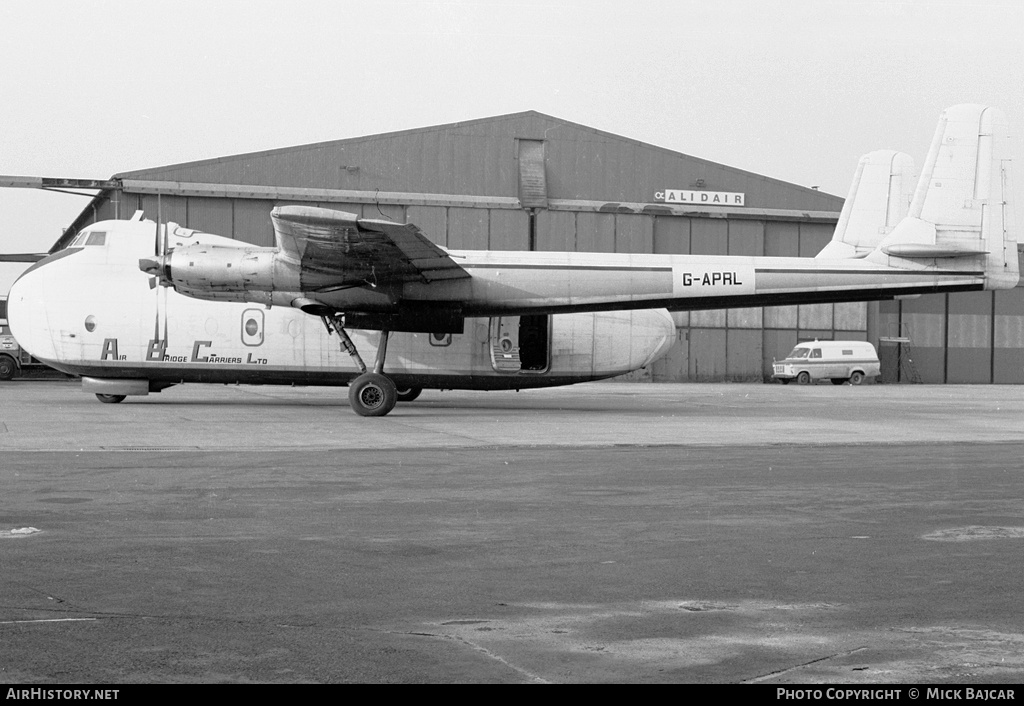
[2,0,1023,291]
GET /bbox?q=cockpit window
[70,230,107,246]
[787,347,811,359]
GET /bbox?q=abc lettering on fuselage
[99,338,268,365]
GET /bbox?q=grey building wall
[878,263,1024,385]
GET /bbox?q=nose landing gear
[321,313,397,417]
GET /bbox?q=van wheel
[95,394,127,404]
[849,371,865,385]
[831,378,847,385]
[0,355,17,381]
[796,371,811,385]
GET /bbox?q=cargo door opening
[490,314,550,373]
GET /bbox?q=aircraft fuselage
[7,221,675,399]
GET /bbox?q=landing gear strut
[321,314,397,417]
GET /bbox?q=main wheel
[796,371,811,385]
[849,371,865,385]
[95,394,126,404]
[395,386,422,402]
[0,355,17,381]
[348,373,398,417]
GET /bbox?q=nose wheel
[321,314,398,417]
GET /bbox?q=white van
[773,340,880,385]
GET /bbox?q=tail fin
[817,150,917,259]
[866,104,1019,289]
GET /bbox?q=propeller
[140,198,171,351]
[140,197,173,289]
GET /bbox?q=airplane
[5,104,1018,416]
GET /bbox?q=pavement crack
[6,583,91,612]
[741,646,869,684]
[393,628,550,684]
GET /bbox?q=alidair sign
[654,189,745,206]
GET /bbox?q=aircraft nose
[7,258,57,363]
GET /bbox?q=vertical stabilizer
[817,150,916,259]
[868,105,1018,289]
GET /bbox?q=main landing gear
[321,313,400,417]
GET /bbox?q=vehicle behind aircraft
[773,340,880,385]
[0,296,48,380]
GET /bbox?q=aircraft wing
[271,205,470,289]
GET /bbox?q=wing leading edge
[270,205,470,290]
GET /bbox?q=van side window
[843,349,853,355]
[810,349,822,359]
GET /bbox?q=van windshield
[787,347,811,359]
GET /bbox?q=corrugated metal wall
[878,278,1024,384]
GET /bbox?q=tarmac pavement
[1,380,1023,683]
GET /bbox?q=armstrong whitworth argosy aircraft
[6,104,1019,416]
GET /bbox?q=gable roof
[113,111,844,211]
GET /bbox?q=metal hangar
[56,111,1024,383]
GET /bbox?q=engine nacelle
[167,244,277,291]
[141,244,304,304]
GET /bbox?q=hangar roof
[113,111,844,212]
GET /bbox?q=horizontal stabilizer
[882,243,989,258]
[877,216,987,256]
